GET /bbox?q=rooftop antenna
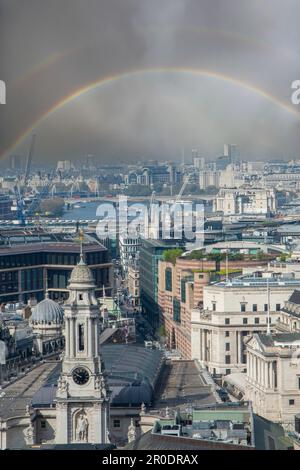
[267,277,271,335]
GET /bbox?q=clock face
[72,367,90,385]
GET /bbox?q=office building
[191,272,300,376]
[139,239,184,330]
[0,230,113,303]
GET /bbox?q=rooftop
[258,332,300,348]
[128,403,292,450]
[215,274,300,288]
[0,230,107,255]
[288,290,300,305]
[30,344,164,409]
[153,360,216,410]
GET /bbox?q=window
[113,419,121,428]
[243,318,248,325]
[41,421,46,429]
[225,318,230,325]
[173,298,181,323]
[225,355,231,364]
[225,369,231,375]
[276,304,281,311]
[165,268,172,291]
[181,279,186,303]
[225,331,230,337]
[289,399,295,406]
[225,343,230,352]
[79,294,83,300]
[252,304,257,312]
[240,303,246,312]
[264,304,268,312]
[298,377,300,390]
[255,317,260,324]
[212,301,216,311]
[78,324,84,351]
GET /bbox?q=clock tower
[55,249,110,444]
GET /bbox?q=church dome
[68,256,95,287]
[31,298,64,324]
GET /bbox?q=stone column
[70,318,75,357]
[200,329,203,361]
[236,332,242,365]
[255,356,258,382]
[264,361,268,389]
[88,318,92,356]
[65,319,70,357]
[249,353,252,379]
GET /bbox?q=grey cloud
[0,0,300,165]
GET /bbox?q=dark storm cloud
[0,0,300,164]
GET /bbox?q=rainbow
[3,67,300,158]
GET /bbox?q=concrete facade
[191,274,300,376]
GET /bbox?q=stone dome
[31,298,64,324]
[68,256,95,287]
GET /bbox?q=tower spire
[79,228,84,264]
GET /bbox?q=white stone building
[30,296,64,356]
[245,332,300,430]
[0,254,164,449]
[127,262,140,308]
[191,273,300,376]
[199,170,220,190]
[244,290,300,430]
[213,188,276,216]
[119,234,141,274]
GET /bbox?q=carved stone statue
[57,375,68,396]
[141,402,146,415]
[24,422,35,446]
[127,418,137,443]
[76,413,89,442]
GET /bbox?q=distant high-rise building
[10,155,22,171]
[56,160,74,172]
[85,154,96,170]
[224,144,237,162]
[192,150,205,171]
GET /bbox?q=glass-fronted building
[139,239,184,330]
[0,232,113,303]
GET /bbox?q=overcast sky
[1,0,300,165]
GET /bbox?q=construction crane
[23,134,36,189]
[26,170,56,218]
[12,184,26,225]
[150,190,156,208]
[175,173,190,203]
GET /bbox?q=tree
[156,324,166,345]
[125,184,152,197]
[163,248,184,264]
[39,197,65,217]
